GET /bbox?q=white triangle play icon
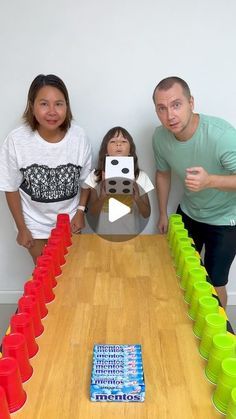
[108,197,131,223]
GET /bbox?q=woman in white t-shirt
[0,74,92,263]
[84,127,153,236]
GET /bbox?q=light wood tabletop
[12,234,222,418]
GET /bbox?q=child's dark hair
[23,74,73,131]
[94,126,140,182]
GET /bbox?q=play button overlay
[85,175,154,242]
[108,198,131,222]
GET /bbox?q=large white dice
[105,156,134,195]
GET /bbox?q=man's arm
[185,167,236,192]
[5,191,34,248]
[155,170,171,233]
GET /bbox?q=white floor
[227,305,236,332]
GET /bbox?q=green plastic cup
[206,333,236,384]
[174,237,192,268]
[213,358,236,414]
[180,255,201,289]
[226,387,236,418]
[168,217,184,240]
[188,281,212,320]
[176,246,197,277]
[169,213,182,222]
[169,222,185,251]
[167,214,183,240]
[184,266,207,304]
[199,313,227,359]
[193,296,219,338]
[172,228,188,260]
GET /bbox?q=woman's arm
[5,191,34,248]
[88,182,107,216]
[70,187,91,233]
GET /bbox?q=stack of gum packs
[90,344,145,402]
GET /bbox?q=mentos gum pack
[94,359,143,366]
[94,344,142,353]
[90,344,145,402]
[92,368,143,376]
[94,352,142,360]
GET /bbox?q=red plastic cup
[56,216,72,247]
[0,385,10,419]
[43,245,62,277]
[24,279,48,319]
[2,333,33,382]
[56,223,72,247]
[47,237,66,265]
[33,266,55,303]
[0,357,27,413]
[51,227,68,255]
[36,254,57,288]
[10,312,38,358]
[57,213,70,224]
[18,295,44,337]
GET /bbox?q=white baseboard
[227,292,236,306]
[0,291,22,304]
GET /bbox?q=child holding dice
[84,126,153,236]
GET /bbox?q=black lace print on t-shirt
[20,163,81,202]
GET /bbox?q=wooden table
[13,234,222,418]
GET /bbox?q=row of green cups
[200,314,236,415]
[186,262,236,414]
[167,214,236,416]
[189,283,236,414]
[167,215,199,278]
[186,271,236,414]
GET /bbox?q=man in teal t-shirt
[152,76,236,308]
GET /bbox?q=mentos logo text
[95,353,138,359]
[93,379,123,385]
[95,360,141,366]
[96,346,122,352]
[94,393,142,401]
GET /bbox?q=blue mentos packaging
[94,359,143,366]
[90,344,145,402]
[94,352,142,361]
[92,371,143,382]
[94,344,142,353]
[92,368,143,376]
[91,375,145,385]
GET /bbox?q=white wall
[0,0,236,303]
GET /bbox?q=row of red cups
[0,214,72,417]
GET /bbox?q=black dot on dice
[122,189,130,194]
[122,168,129,174]
[111,159,119,165]
[123,180,131,185]
[108,180,116,185]
[108,188,116,193]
